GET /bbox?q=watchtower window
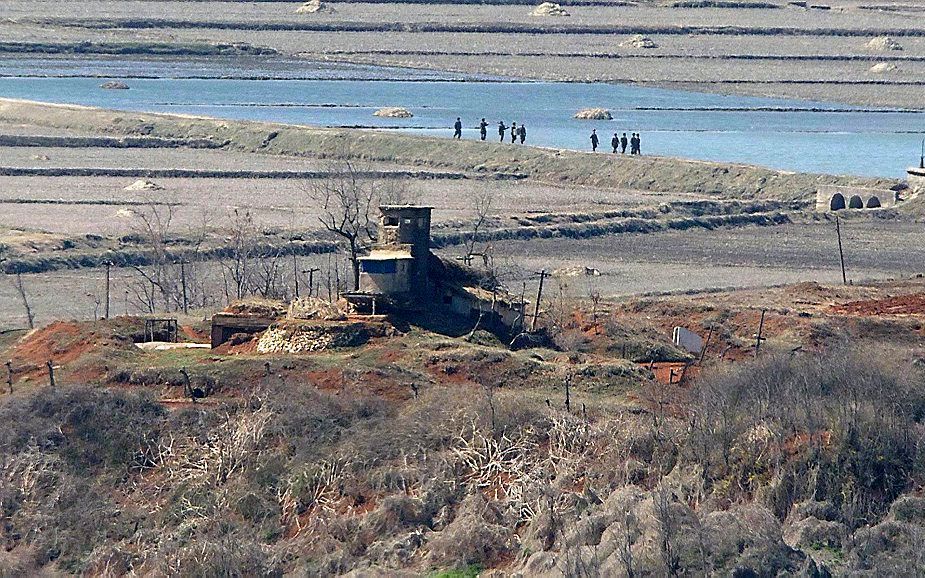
[384,216,399,226]
[403,218,413,225]
[361,260,397,274]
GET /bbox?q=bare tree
[463,189,495,266]
[305,157,381,291]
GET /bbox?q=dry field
[4,1,925,108]
[486,218,925,298]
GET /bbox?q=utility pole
[304,268,321,298]
[835,215,847,285]
[104,261,111,319]
[920,137,924,169]
[293,252,300,298]
[754,309,767,358]
[180,259,189,315]
[531,270,548,332]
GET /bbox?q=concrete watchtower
[355,206,433,303]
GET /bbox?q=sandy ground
[0,173,677,236]
[3,1,925,108]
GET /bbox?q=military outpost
[211,205,528,349]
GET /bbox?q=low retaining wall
[909,168,925,194]
[815,185,898,212]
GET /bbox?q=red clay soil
[9,321,116,382]
[832,294,925,316]
[645,362,700,386]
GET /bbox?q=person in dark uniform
[620,133,628,154]
[635,132,642,155]
[590,129,599,152]
[498,121,507,142]
[453,117,463,139]
[611,133,619,153]
[518,123,526,144]
[479,118,488,141]
[629,133,637,154]
[510,122,518,144]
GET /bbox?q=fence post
[47,360,55,388]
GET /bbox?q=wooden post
[46,360,55,388]
[699,326,714,364]
[531,270,548,332]
[104,261,111,319]
[564,372,571,413]
[5,360,12,394]
[835,216,847,286]
[755,309,767,358]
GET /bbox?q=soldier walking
[518,123,526,144]
[620,133,628,154]
[453,117,463,139]
[498,121,507,142]
[590,129,599,152]
[510,122,518,144]
[611,133,619,153]
[479,118,488,141]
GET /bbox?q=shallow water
[1,57,923,178]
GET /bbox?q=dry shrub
[691,345,925,526]
[426,492,513,567]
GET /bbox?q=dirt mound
[373,107,413,118]
[531,2,569,16]
[621,35,658,49]
[100,81,129,90]
[124,179,163,191]
[866,36,903,51]
[224,298,288,318]
[9,319,138,383]
[869,62,898,73]
[832,294,925,316]
[574,108,612,120]
[295,0,336,14]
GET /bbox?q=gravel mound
[124,179,163,191]
[866,36,903,51]
[295,0,335,14]
[531,2,569,16]
[374,107,414,118]
[620,34,658,49]
[869,62,898,73]
[574,108,613,120]
[100,81,129,90]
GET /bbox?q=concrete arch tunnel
[817,185,897,212]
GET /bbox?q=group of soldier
[590,129,642,155]
[452,117,643,155]
[454,117,527,144]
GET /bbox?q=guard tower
[351,206,433,308]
